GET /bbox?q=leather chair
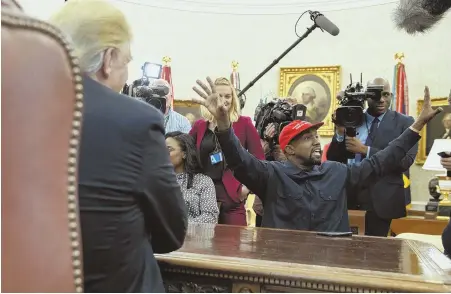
[2,0,84,292]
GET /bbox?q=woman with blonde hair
[190,77,264,225]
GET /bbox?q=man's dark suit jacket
[78,77,187,292]
[326,110,417,220]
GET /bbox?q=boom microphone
[394,0,451,34]
[310,11,340,36]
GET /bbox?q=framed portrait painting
[173,100,202,126]
[279,66,341,136]
[415,97,451,164]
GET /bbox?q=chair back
[1,0,84,292]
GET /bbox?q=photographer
[191,77,440,232]
[152,79,191,134]
[327,77,417,237]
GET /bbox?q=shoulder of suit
[391,110,414,122]
[238,115,252,123]
[109,91,164,127]
[193,118,207,128]
[236,115,254,127]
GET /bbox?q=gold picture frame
[279,66,341,136]
[173,100,201,125]
[415,97,450,164]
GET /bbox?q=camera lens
[147,98,163,110]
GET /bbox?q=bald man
[327,77,417,237]
[151,79,191,133]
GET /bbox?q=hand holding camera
[264,123,277,141]
[345,137,368,155]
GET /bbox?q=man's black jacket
[78,77,187,292]
[326,110,417,219]
[216,126,420,232]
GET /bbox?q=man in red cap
[191,77,441,232]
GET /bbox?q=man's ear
[101,48,115,78]
[285,144,295,156]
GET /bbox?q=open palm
[191,77,229,124]
[418,86,442,123]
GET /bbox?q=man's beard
[305,150,322,166]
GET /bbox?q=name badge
[209,151,223,165]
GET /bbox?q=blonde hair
[443,113,451,122]
[200,77,241,123]
[49,0,132,74]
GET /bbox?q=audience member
[166,131,219,224]
[191,77,440,232]
[185,113,196,126]
[50,1,187,292]
[152,79,191,133]
[327,78,417,237]
[190,77,264,226]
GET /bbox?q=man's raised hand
[411,86,443,132]
[191,77,230,129]
[418,86,442,124]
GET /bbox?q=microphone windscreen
[314,15,340,36]
[394,0,450,34]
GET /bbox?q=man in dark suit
[327,77,417,237]
[50,1,187,292]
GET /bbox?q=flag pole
[161,56,174,106]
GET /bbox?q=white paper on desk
[423,139,451,172]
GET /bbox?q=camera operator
[191,77,440,233]
[152,79,192,134]
[327,77,417,237]
[50,1,187,292]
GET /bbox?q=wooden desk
[157,224,451,293]
[390,217,448,236]
[348,210,365,235]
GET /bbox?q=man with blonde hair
[50,1,187,292]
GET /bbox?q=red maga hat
[279,120,324,151]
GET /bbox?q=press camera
[122,78,169,113]
[134,84,169,114]
[335,74,384,136]
[254,99,307,145]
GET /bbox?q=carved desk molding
[156,224,451,293]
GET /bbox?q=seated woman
[165,131,219,224]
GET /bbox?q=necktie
[351,117,380,163]
[365,117,380,146]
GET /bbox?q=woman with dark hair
[165,131,219,224]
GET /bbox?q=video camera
[254,99,307,145]
[121,77,169,113]
[134,83,169,114]
[335,74,384,137]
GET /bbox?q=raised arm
[215,127,270,199]
[346,86,441,189]
[367,116,417,172]
[139,111,188,253]
[191,77,270,198]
